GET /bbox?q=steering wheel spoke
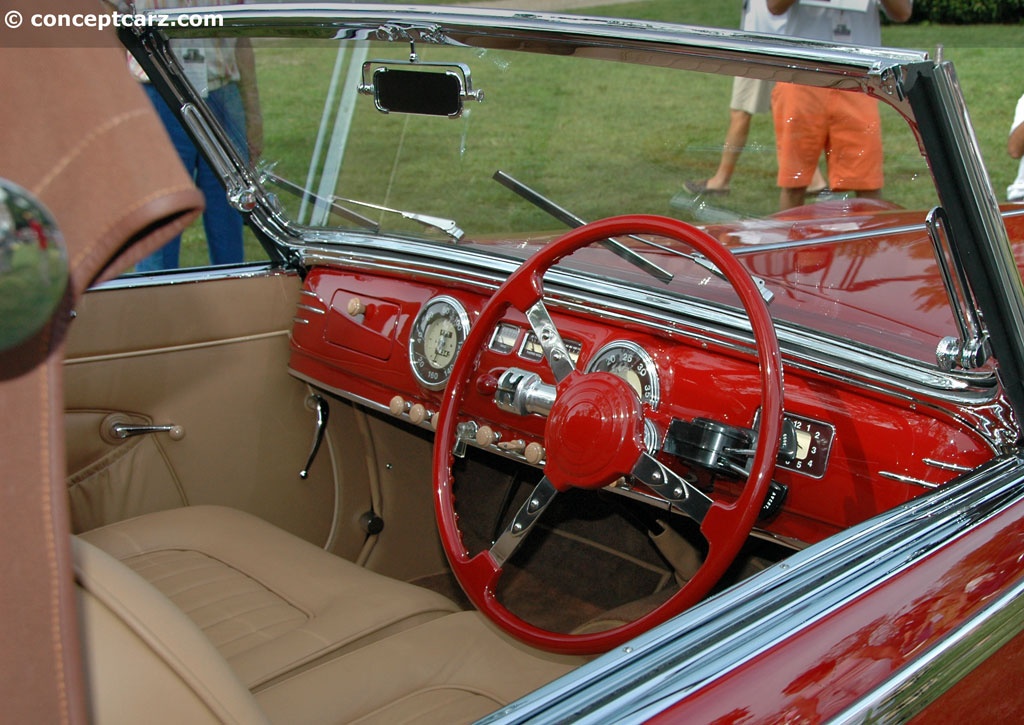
[631,452,713,524]
[525,300,575,382]
[489,477,559,567]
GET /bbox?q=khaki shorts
[772,83,884,191]
[730,76,773,115]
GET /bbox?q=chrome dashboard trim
[479,455,1024,724]
[878,471,940,489]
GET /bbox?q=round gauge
[409,296,471,390]
[585,340,660,408]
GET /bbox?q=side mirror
[0,180,69,350]
[358,55,483,118]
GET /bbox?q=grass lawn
[174,1,1024,267]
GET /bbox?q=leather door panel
[64,269,343,546]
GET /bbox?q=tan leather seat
[74,519,581,724]
[79,505,461,690]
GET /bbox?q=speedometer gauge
[585,341,660,408]
[409,296,470,390]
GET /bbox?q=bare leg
[703,109,753,191]
[808,166,827,194]
[779,187,807,210]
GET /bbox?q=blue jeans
[136,82,249,271]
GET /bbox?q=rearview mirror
[358,57,483,118]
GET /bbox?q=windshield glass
[158,27,959,367]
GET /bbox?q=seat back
[72,538,269,724]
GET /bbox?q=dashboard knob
[524,442,545,465]
[389,396,408,416]
[476,373,499,396]
[347,297,366,316]
[476,425,500,446]
[408,403,428,425]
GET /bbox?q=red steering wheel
[432,215,783,655]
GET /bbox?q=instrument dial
[409,296,470,390]
[585,340,660,408]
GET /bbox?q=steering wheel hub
[544,372,645,491]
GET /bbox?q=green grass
[172,2,1024,267]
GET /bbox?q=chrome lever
[300,394,330,479]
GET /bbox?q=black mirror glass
[373,68,463,117]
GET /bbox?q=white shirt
[742,0,788,34]
[1008,94,1024,202]
[785,0,907,46]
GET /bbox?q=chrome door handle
[102,414,185,442]
[111,422,185,440]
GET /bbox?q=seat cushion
[254,611,583,725]
[80,505,460,689]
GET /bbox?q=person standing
[768,0,913,210]
[683,0,791,197]
[132,0,262,271]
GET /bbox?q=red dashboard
[288,266,997,546]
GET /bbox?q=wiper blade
[493,170,673,284]
[330,195,465,242]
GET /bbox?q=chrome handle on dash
[300,394,330,479]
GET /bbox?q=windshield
[152,22,966,369]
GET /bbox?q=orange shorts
[772,83,884,191]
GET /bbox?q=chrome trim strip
[479,455,1024,724]
[924,458,972,473]
[87,263,290,291]
[831,570,1024,723]
[297,303,326,315]
[878,471,940,489]
[289,369,391,418]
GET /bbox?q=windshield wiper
[494,170,673,284]
[260,164,464,241]
[494,170,774,304]
[260,166,379,231]
[330,195,465,242]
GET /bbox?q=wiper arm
[259,166,379,231]
[330,195,465,242]
[494,170,773,304]
[493,170,673,284]
[259,164,464,241]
